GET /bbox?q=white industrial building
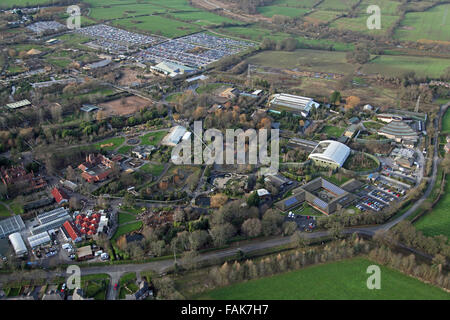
[151,61,196,78]
[162,126,187,146]
[27,231,51,249]
[9,232,28,256]
[308,140,351,169]
[269,93,320,117]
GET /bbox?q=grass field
[270,0,317,8]
[89,4,166,20]
[248,49,354,75]
[0,203,11,218]
[257,5,309,18]
[330,14,399,36]
[117,145,133,155]
[362,55,450,78]
[140,163,165,176]
[304,10,340,24]
[140,131,167,146]
[395,4,450,42]
[0,0,52,9]
[118,212,138,224]
[357,0,401,15]
[113,15,201,38]
[196,258,450,299]
[442,109,450,134]
[321,125,345,137]
[94,137,125,151]
[112,221,143,241]
[317,0,360,11]
[414,174,450,238]
[169,11,240,26]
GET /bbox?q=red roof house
[62,221,82,242]
[51,187,69,204]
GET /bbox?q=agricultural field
[196,258,450,299]
[248,49,354,75]
[257,6,310,18]
[304,10,340,24]
[89,4,167,20]
[168,11,240,26]
[357,0,401,15]
[269,0,318,8]
[330,14,399,36]
[317,0,360,11]
[0,0,53,9]
[394,4,450,43]
[414,175,450,238]
[361,55,450,78]
[112,15,201,38]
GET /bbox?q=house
[78,154,116,183]
[0,165,47,192]
[132,145,156,159]
[344,124,359,138]
[125,280,153,300]
[219,87,240,100]
[256,188,271,201]
[51,187,69,205]
[62,221,82,243]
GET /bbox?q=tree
[241,218,262,238]
[123,193,135,208]
[66,165,76,181]
[330,91,341,105]
[209,223,236,247]
[210,193,228,208]
[261,209,284,236]
[246,191,260,207]
[181,250,199,271]
[291,231,308,248]
[282,221,297,236]
[189,230,210,251]
[345,96,361,111]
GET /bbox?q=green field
[117,145,133,155]
[0,203,11,218]
[331,14,399,36]
[196,258,450,299]
[140,131,167,146]
[140,163,165,176]
[0,0,52,9]
[442,108,450,134]
[362,55,450,78]
[94,137,125,151]
[112,221,143,241]
[169,11,240,26]
[317,0,360,11]
[113,15,201,38]
[414,174,450,238]
[304,10,340,24]
[248,49,354,74]
[270,0,317,8]
[89,4,166,20]
[357,0,401,15]
[257,5,309,18]
[395,4,450,42]
[321,125,345,137]
[118,211,138,224]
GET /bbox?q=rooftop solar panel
[322,180,346,196]
[312,198,327,209]
[284,197,299,207]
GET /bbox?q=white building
[162,126,187,146]
[27,231,51,249]
[9,232,28,256]
[308,140,351,169]
[269,93,320,117]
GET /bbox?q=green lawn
[81,274,109,300]
[140,131,167,146]
[321,125,345,137]
[140,163,165,176]
[0,203,12,218]
[118,212,137,224]
[112,221,143,241]
[442,109,450,134]
[117,145,133,155]
[317,0,360,11]
[257,5,309,18]
[292,204,323,217]
[196,258,450,299]
[93,137,125,151]
[414,174,450,238]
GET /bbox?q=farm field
[357,0,401,15]
[394,4,450,42]
[196,258,450,299]
[169,11,240,26]
[317,0,360,11]
[98,95,150,116]
[361,55,450,78]
[304,10,340,24]
[113,15,201,38]
[247,49,354,75]
[269,0,317,8]
[414,175,450,238]
[89,4,167,20]
[330,14,399,36]
[0,0,52,9]
[257,5,310,18]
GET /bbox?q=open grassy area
[113,15,201,38]
[362,54,450,78]
[118,212,138,224]
[93,137,125,151]
[0,203,11,218]
[395,4,450,43]
[140,163,165,176]
[317,0,360,11]
[330,14,399,36]
[112,221,143,241]
[81,274,110,300]
[414,174,450,238]
[321,125,345,137]
[0,0,53,9]
[196,257,450,299]
[442,109,450,134]
[140,131,167,146]
[257,5,309,18]
[117,145,133,155]
[89,3,167,20]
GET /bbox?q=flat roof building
[0,215,25,239]
[308,140,351,169]
[269,93,320,117]
[32,207,71,235]
[27,231,51,249]
[5,99,31,110]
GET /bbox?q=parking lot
[285,213,316,232]
[136,32,256,68]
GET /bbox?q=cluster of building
[26,21,65,34]
[78,153,119,183]
[0,164,47,193]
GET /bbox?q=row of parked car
[359,196,385,212]
[369,190,395,203]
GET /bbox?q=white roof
[309,140,351,167]
[270,93,319,114]
[257,188,270,197]
[28,231,51,248]
[182,131,191,141]
[9,232,28,255]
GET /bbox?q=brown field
[99,95,151,116]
